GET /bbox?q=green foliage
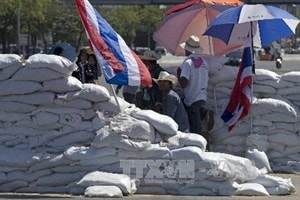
[0,1,166,52]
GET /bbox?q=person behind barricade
[53,46,63,56]
[176,35,214,140]
[154,71,189,132]
[116,85,139,104]
[136,50,165,112]
[86,53,101,84]
[73,48,89,83]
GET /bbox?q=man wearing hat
[154,71,189,132]
[177,36,214,138]
[136,50,165,111]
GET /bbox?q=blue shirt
[162,90,189,132]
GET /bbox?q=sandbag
[167,131,207,151]
[11,67,65,81]
[77,171,137,195]
[131,109,178,136]
[84,185,123,197]
[41,77,82,93]
[26,54,76,75]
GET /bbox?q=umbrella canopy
[204,4,300,48]
[51,43,77,62]
[153,0,243,56]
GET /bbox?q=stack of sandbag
[207,62,300,173]
[0,54,295,197]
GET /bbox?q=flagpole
[250,21,255,135]
[110,84,122,113]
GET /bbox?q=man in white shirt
[177,35,214,137]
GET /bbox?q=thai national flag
[75,0,152,87]
[221,44,253,131]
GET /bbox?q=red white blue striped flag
[74,0,152,87]
[221,44,253,131]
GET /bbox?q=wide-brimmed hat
[180,35,203,54]
[153,71,177,87]
[139,50,161,61]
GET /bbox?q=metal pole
[110,84,122,113]
[250,21,255,135]
[17,2,20,54]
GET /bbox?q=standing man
[177,35,214,137]
[136,50,165,112]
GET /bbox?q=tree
[0,0,18,53]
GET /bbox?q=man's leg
[186,100,205,134]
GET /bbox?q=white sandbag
[0,111,30,122]
[0,180,28,192]
[84,185,123,197]
[268,133,300,146]
[52,165,97,173]
[0,80,42,95]
[16,119,63,130]
[247,174,295,195]
[286,94,300,101]
[0,54,22,69]
[36,172,86,187]
[32,106,85,117]
[222,136,245,146]
[245,134,269,151]
[136,186,167,195]
[254,69,280,81]
[41,77,82,93]
[93,128,151,151]
[131,109,178,136]
[0,63,22,80]
[27,130,66,148]
[48,131,94,147]
[209,64,237,83]
[201,152,260,182]
[11,67,65,81]
[1,92,55,105]
[32,112,59,126]
[6,169,52,183]
[26,54,76,75]
[171,146,203,160]
[261,113,298,123]
[58,83,110,103]
[91,112,106,131]
[253,84,276,94]
[281,71,300,83]
[93,96,131,114]
[179,187,215,196]
[278,86,300,95]
[253,118,272,126]
[245,148,272,172]
[0,172,7,184]
[83,109,96,120]
[167,131,207,151]
[54,98,92,109]
[79,155,120,166]
[0,101,36,113]
[0,146,39,168]
[118,144,171,159]
[110,113,155,142]
[234,183,269,196]
[253,98,297,117]
[77,171,137,195]
[64,146,117,161]
[59,113,83,129]
[29,154,73,172]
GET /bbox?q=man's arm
[177,67,188,88]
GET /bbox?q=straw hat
[153,71,178,87]
[139,50,161,61]
[180,35,203,54]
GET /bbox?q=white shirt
[180,53,209,106]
